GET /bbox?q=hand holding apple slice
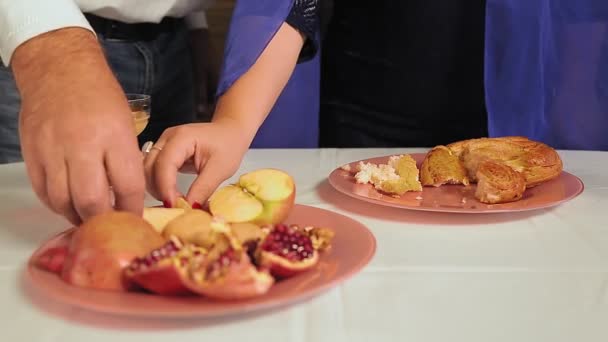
[208,169,295,225]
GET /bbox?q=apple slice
[143,207,186,234]
[208,185,263,222]
[174,197,192,210]
[209,169,295,225]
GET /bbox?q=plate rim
[25,204,377,318]
[328,153,585,214]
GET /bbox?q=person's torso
[321,0,488,127]
[75,0,214,23]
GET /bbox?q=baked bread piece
[447,136,563,188]
[475,160,526,204]
[420,145,470,187]
[354,154,422,195]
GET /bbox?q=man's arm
[2,1,146,225]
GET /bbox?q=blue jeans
[0,22,196,164]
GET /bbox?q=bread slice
[474,160,526,204]
[420,145,470,187]
[354,155,422,195]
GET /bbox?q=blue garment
[485,0,608,150]
[217,0,320,148]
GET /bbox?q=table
[1,148,607,342]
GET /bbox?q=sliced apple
[208,185,264,222]
[209,169,295,225]
[142,207,186,234]
[174,197,192,210]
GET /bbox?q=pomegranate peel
[184,249,274,300]
[124,238,207,295]
[254,224,328,278]
[60,211,167,291]
[36,246,69,274]
[258,250,319,278]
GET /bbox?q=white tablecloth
[1,148,607,342]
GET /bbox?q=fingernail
[162,200,172,208]
[192,202,202,210]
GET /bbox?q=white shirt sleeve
[0,0,94,66]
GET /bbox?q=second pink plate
[26,204,376,318]
[328,153,584,213]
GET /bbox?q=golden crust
[447,136,563,188]
[474,160,527,204]
[420,145,470,187]
[418,136,563,204]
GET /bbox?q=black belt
[84,13,182,41]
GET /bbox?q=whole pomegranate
[61,211,166,291]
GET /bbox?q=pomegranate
[61,211,167,291]
[124,238,206,295]
[36,246,69,274]
[126,230,274,299]
[35,230,74,274]
[256,224,333,278]
[185,247,274,300]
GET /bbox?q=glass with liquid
[127,94,151,135]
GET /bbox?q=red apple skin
[61,211,166,291]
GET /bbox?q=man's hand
[12,28,145,225]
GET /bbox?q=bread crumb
[353,155,422,195]
[355,161,399,185]
[340,164,352,172]
[415,196,423,200]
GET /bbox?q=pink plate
[26,204,376,318]
[329,153,584,213]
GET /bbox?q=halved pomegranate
[256,224,333,278]
[125,232,273,299]
[124,238,206,296]
[185,247,274,300]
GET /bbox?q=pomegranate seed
[180,257,188,266]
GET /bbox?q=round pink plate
[26,205,376,318]
[329,153,584,213]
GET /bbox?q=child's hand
[143,120,253,207]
